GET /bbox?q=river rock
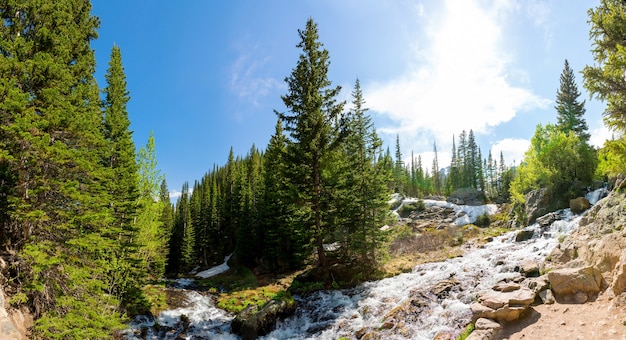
[523,275,550,294]
[231,298,296,340]
[492,282,520,292]
[471,287,535,322]
[547,266,603,302]
[519,260,540,277]
[569,197,590,214]
[536,212,561,227]
[538,289,555,304]
[515,229,534,242]
[430,280,458,298]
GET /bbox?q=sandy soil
[498,292,626,340]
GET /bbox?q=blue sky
[91,0,608,199]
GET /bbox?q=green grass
[456,323,475,340]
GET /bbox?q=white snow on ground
[195,254,233,279]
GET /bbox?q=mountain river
[124,189,607,340]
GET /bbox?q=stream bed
[124,191,606,339]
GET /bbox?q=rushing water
[125,191,606,340]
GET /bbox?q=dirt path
[498,293,626,340]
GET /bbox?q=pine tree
[339,79,389,265]
[261,119,303,271]
[556,59,589,141]
[103,45,139,232]
[277,18,345,268]
[0,0,129,336]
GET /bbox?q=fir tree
[556,59,589,141]
[277,18,345,268]
[0,0,129,336]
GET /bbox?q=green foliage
[510,124,596,208]
[556,59,590,141]
[398,201,426,218]
[474,213,491,228]
[596,137,626,177]
[457,323,475,340]
[583,0,626,133]
[277,18,346,268]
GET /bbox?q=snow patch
[195,254,233,279]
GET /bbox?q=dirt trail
[498,293,626,340]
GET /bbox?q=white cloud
[230,54,281,106]
[490,138,530,166]
[589,125,617,148]
[170,189,182,200]
[366,0,550,155]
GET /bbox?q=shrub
[474,213,491,227]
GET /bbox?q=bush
[398,200,426,218]
[474,213,491,228]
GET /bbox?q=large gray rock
[524,188,553,225]
[548,266,603,302]
[536,212,561,227]
[231,298,296,340]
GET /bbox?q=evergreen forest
[0,1,625,338]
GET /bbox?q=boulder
[535,212,561,227]
[231,298,296,340]
[0,287,30,340]
[519,260,540,277]
[569,197,590,214]
[515,230,534,242]
[471,287,536,322]
[547,267,603,302]
[492,282,520,293]
[524,188,552,225]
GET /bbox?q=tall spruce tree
[339,79,390,264]
[0,0,130,336]
[556,59,589,141]
[103,45,139,234]
[277,18,345,268]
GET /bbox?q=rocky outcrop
[470,283,535,323]
[524,188,553,225]
[547,266,603,303]
[548,189,626,296]
[231,298,296,340]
